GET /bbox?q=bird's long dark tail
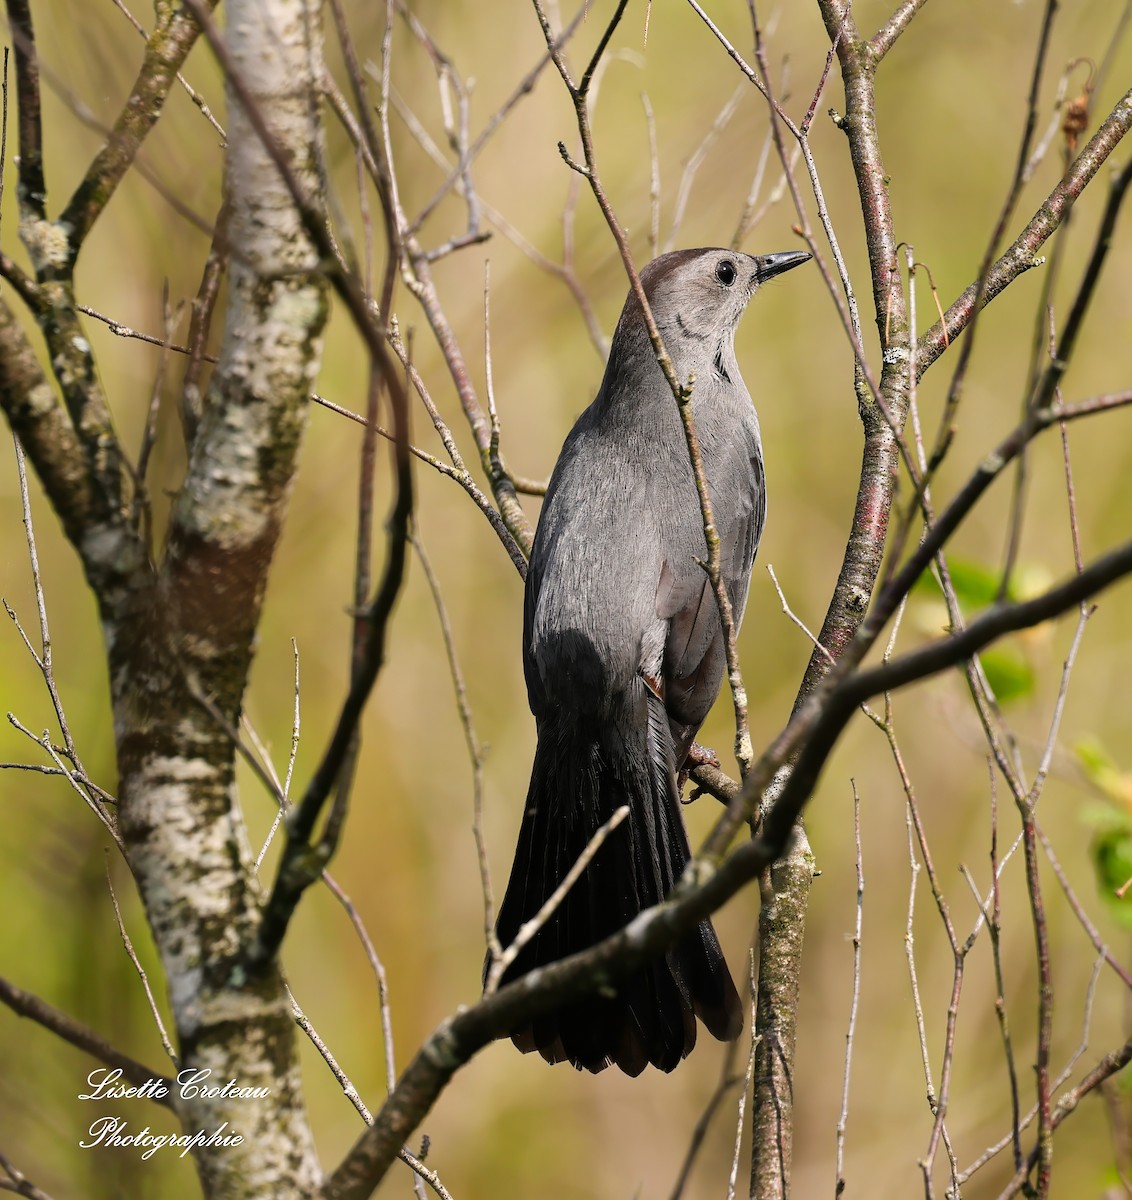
[488,682,743,1075]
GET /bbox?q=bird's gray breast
[524,416,669,720]
[523,371,763,724]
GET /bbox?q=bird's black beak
[754,250,812,282]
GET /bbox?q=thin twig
[108,0,226,140]
[180,199,229,443]
[9,436,80,762]
[410,527,495,951]
[320,873,398,1096]
[727,952,759,1200]
[959,954,1107,1186]
[5,713,123,850]
[287,982,452,1199]
[290,985,372,1122]
[834,781,864,1194]
[902,800,935,1131]
[131,288,182,545]
[484,805,630,993]
[1036,821,1132,991]
[254,643,301,870]
[642,92,660,258]
[0,1151,55,1200]
[104,862,179,1066]
[668,1036,746,1200]
[987,767,1023,1174]
[766,564,833,663]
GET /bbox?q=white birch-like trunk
[108,1,329,1194]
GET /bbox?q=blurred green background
[1,1,1131,1196]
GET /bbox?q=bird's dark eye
[715,259,737,286]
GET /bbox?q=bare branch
[869,0,931,61]
[0,976,175,1110]
[108,0,226,141]
[992,1037,1132,1200]
[59,0,222,260]
[4,0,45,223]
[918,87,1132,375]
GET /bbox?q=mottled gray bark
[114,2,329,1194]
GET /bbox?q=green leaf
[1076,736,1115,778]
[1076,739,1132,928]
[913,557,1018,607]
[1075,737,1132,807]
[1092,828,1132,930]
[980,646,1035,704]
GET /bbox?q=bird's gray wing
[655,449,765,764]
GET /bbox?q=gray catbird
[491,246,811,1075]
